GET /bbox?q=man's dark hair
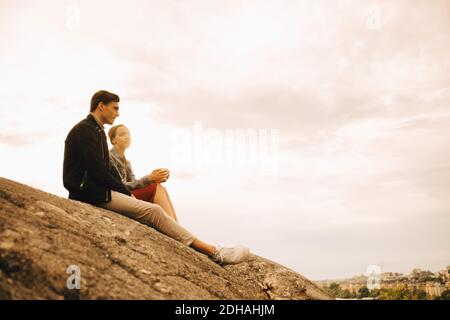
[90,90,120,112]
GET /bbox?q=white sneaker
[211,245,250,265]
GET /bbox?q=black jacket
[63,114,131,204]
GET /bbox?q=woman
[108,124,179,222]
[107,124,250,265]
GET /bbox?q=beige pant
[98,190,196,246]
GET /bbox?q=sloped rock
[0,177,332,300]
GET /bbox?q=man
[63,90,249,265]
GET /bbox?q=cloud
[1,0,449,280]
[101,0,450,146]
[0,133,33,147]
[0,132,52,147]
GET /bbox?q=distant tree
[436,290,450,300]
[329,283,339,290]
[358,286,370,298]
[422,276,439,283]
[407,288,427,300]
[418,271,434,282]
[380,287,429,300]
[339,289,351,299]
[327,283,341,298]
[379,288,410,300]
[369,288,381,298]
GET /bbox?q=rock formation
[0,177,331,300]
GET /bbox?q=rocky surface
[0,177,331,300]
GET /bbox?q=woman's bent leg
[153,183,178,222]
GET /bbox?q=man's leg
[99,191,215,255]
[99,190,193,245]
[99,191,250,265]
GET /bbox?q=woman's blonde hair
[108,124,125,145]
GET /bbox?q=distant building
[424,282,446,298]
[316,265,450,299]
[340,282,365,294]
[445,281,450,290]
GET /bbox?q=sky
[0,0,449,281]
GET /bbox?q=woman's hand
[147,168,170,183]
